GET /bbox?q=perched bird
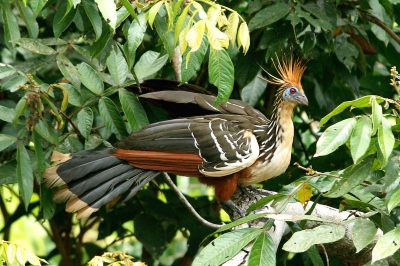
[44,56,308,219]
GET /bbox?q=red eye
[289,88,297,94]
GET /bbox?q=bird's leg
[220,200,246,218]
[237,185,266,202]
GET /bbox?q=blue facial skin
[283,86,309,106]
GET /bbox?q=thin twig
[162,172,222,230]
[319,244,330,266]
[359,10,400,45]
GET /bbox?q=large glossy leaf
[351,218,378,253]
[315,118,356,157]
[0,134,17,152]
[208,49,234,106]
[98,97,128,140]
[248,231,275,266]
[106,49,128,85]
[387,188,400,213]
[372,227,400,263]
[319,95,386,127]
[77,107,94,139]
[378,117,395,166]
[133,51,168,80]
[34,119,59,145]
[82,0,102,41]
[283,225,346,253]
[17,142,33,210]
[94,0,117,29]
[241,72,267,106]
[124,13,146,69]
[77,62,104,94]
[371,97,382,135]
[248,3,291,30]
[192,228,262,266]
[324,157,373,198]
[205,21,229,50]
[119,89,149,132]
[350,117,372,163]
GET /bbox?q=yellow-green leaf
[225,12,239,46]
[296,182,312,205]
[387,188,400,213]
[207,5,221,25]
[237,22,250,54]
[378,117,394,166]
[371,96,382,135]
[179,25,190,54]
[174,4,190,44]
[206,21,229,50]
[186,20,206,52]
[372,227,400,263]
[146,1,164,29]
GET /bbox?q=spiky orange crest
[263,55,307,93]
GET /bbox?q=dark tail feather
[43,149,158,218]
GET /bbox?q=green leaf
[319,95,386,127]
[334,33,359,72]
[33,130,46,181]
[0,65,16,79]
[174,4,190,44]
[34,119,59,145]
[90,25,113,58]
[283,225,346,253]
[247,194,285,213]
[94,0,117,29]
[154,16,175,59]
[351,218,378,253]
[324,158,373,198]
[372,227,400,263]
[2,75,28,92]
[378,117,394,166]
[248,231,275,266]
[16,1,39,39]
[0,160,17,185]
[17,142,34,210]
[300,2,335,30]
[106,49,128,85]
[387,187,400,213]
[53,1,77,39]
[77,107,94,139]
[133,51,168,80]
[350,117,372,163]
[146,1,164,29]
[29,0,47,18]
[82,0,103,41]
[77,62,104,94]
[61,83,82,106]
[193,228,262,266]
[2,4,21,57]
[13,96,28,127]
[99,97,128,139]
[56,54,81,90]
[123,13,147,69]
[294,5,332,31]
[372,97,382,135]
[248,3,291,31]
[0,134,17,152]
[241,71,267,106]
[119,0,139,22]
[315,118,356,157]
[119,89,149,132]
[208,49,234,106]
[0,106,15,123]
[12,38,57,55]
[181,36,208,84]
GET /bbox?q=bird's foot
[237,185,265,202]
[220,200,246,218]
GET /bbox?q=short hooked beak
[295,93,308,106]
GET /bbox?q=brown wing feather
[112,149,203,177]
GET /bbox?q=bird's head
[262,55,308,107]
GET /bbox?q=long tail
[43,149,159,218]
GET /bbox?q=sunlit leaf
[174,4,190,44]
[283,224,346,253]
[372,227,400,263]
[186,20,206,52]
[133,51,168,80]
[16,1,39,39]
[387,188,400,213]
[350,117,372,163]
[12,38,57,55]
[205,21,229,50]
[372,96,382,135]
[296,182,312,205]
[181,36,208,83]
[193,228,262,266]
[378,117,394,166]
[315,118,356,157]
[94,0,117,29]
[237,22,250,54]
[351,218,378,253]
[225,12,239,46]
[2,75,28,92]
[146,1,164,29]
[248,231,275,266]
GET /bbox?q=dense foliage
[0,0,400,265]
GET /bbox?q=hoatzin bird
[43,57,308,219]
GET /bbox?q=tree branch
[221,188,394,265]
[359,10,400,45]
